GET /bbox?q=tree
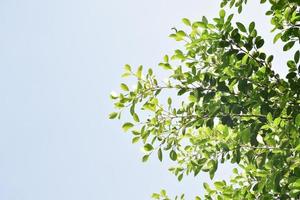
[110,0,300,199]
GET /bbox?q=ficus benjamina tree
[109,0,300,199]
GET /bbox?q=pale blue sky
[0,0,290,199]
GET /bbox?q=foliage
[110,0,300,199]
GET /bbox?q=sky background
[0,0,292,199]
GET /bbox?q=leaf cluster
[110,1,300,199]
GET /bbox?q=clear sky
[0,0,291,199]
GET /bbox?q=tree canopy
[110,0,300,199]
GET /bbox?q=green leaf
[267,55,274,63]
[202,16,208,24]
[249,22,255,33]
[214,181,225,190]
[295,144,300,152]
[209,160,217,179]
[144,143,154,151]
[122,122,134,132]
[219,9,226,18]
[167,97,172,105]
[108,112,118,119]
[182,18,191,26]
[124,64,131,72]
[170,150,177,161]
[142,154,149,162]
[273,32,282,43]
[151,193,160,199]
[158,148,163,161]
[177,173,183,181]
[294,50,300,63]
[203,183,211,191]
[267,112,273,122]
[132,136,140,144]
[236,22,247,32]
[291,179,300,189]
[121,72,131,78]
[238,79,248,93]
[283,41,295,51]
[242,54,249,64]
[238,6,242,13]
[159,63,172,70]
[120,83,129,91]
[133,113,140,122]
[137,65,143,79]
[255,39,264,48]
[241,128,251,143]
[295,114,300,126]
[163,55,169,62]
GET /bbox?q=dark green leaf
[158,148,163,161]
[294,50,300,63]
[249,22,255,33]
[255,39,264,48]
[241,128,251,143]
[283,41,295,51]
[236,22,247,32]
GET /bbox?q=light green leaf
[108,112,118,119]
[273,32,282,43]
[203,183,211,192]
[133,113,140,122]
[295,114,300,126]
[120,83,129,91]
[121,72,131,78]
[295,144,300,152]
[122,122,134,132]
[267,112,273,123]
[242,54,249,64]
[142,154,149,162]
[151,193,160,199]
[137,65,143,79]
[219,9,226,18]
[167,97,172,105]
[132,136,140,144]
[163,55,169,62]
[124,64,131,72]
[182,18,191,26]
[159,63,172,70]
[144,143,154,151]
[214,181,225,190]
